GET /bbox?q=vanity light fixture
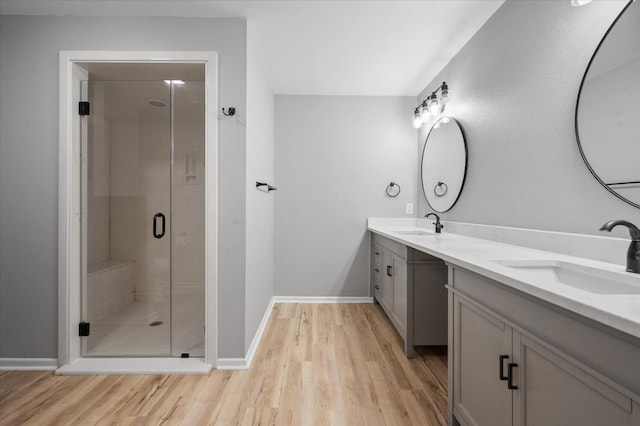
[428,93,440,116]
[571,0,593,6]
[164,79,186,85]
[412,107,423,129]
[419,104,431,123]
[412,81,450,128]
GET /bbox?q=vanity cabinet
[372,243,404,330]
[449,266,640,426]
[371,233,447,357]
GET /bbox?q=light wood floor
[0,303,447,425]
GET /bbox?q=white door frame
[58,51,218,370]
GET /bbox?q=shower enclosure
[80,77,205,358]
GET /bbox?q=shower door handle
[153,213,166,239]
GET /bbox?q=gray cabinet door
[392,256,407,333]
[453,296,512,426]
[381,251,394,314]
[512,333,633,426]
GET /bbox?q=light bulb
[412,113,422,129]
[420,105,431,123]
[571,0,592,6]
[440,89,450,105]
[429,98,440,116]
[440,82,450,104]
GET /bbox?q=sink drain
[149,321,163,327]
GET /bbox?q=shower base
[84,291,205,358]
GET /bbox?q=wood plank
[0,303,447,425]
[178,371,232,425]
[0,371,48,403]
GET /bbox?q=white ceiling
[0,0,505,96]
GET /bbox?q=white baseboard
[0,358,58,371]
[56,358,211,375]
[216,358,249,370]
[272,296,374,304]
[245,297,276,368]
[217,297,276,371]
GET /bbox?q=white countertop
[368,218,640,340]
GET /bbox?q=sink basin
[492,259,640,295]
[392,229,435,236]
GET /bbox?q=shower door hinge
[79,321,90,337]
[78,101,90,116]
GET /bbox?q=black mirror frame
[574,0,639,210]
[421,117,468,213]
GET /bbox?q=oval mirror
[576,0,640,209]
[421,117,467,212]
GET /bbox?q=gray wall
[245,22,275,352]
[274,95,417,297]
[0,15,248,358]
[416,0,639,237]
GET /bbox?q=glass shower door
[81,80,172,357]
[171,81,206,357]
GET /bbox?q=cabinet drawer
[373,246,382,269]
[372,244,382,286]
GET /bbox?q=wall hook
[222,107,236,116]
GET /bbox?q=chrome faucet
[599,220,640,274]
[425,213,443,234]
